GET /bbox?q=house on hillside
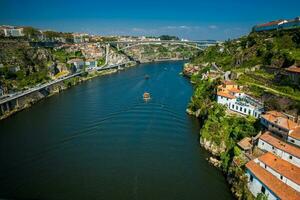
[260,111,300,146]
[253,20,287,32]
[286,65,300,85]
[216,80,264,118]
[3,28,24,37]
[67,59,85,71]
[85,59,98,69]
[253,17,300,32]
[245,152,300,199]
[257,132,300,167]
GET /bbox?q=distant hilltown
[253,16,300,32]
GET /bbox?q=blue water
[0,61,233,200]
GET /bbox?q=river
[0,61,233,200]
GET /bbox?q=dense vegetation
[191,28,300,114]
[187,77,261,200]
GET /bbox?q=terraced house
[216,80,264,118]
[246,152,300,200]
[260,111,300,147]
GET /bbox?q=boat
[143,92,151,101]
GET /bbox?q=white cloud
[208,25,218,29]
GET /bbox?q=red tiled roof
[258,152,300,185]
[237,137,252,150]
[246,160,300,200]
[261,111,297,130]
[256,20,285,28]
[290,127,300,140]
[223,80,236,85]
[217,91,236,99]
[227,88,241,93]
[259,132,300,159]
[286,65,300,74]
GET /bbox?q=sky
[0,0,299,40]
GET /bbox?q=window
[261,186,266,194]
[244,108,247,113]
[264,164,267,169]
[289,155,293,160]
[240,107,242,112]
[272,147,275,150]
[250,175,253,182]
[280,175,283,180]
[236,105,239,110]
[291,140,295,143]
[248,110,251,115]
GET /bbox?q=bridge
[105,40,219,51]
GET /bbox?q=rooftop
[237,137,252,151]
[290,127,300,140]
[261,111,297,130]
[217,91,236,99]
[286,65,300,74]
[256,20,286,28]
[246,160,300,200]
[257,152,300,185]
[259,132,300,159]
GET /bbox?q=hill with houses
[185,18,300,200]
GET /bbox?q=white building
[261,111,300,147]
[85,60,98,69]
[246,153,300,200]
[67,59,85,71]
[4,28,24,37]
[258,132,300,167]
[217,81,264,118]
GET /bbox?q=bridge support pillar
[0,104,5,114]
[105,44,110,65]
[16,99,19,108]
[6,102,10,112]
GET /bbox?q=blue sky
[0,0,299,40]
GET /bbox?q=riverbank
[185,75,257,200]
[0,63,137,121]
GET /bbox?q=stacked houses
[245,112,300,199]
[215,80,300,199]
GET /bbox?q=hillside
[190,29,300,114]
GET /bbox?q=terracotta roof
[256,20,286,28]
[246,160,300,200]
[286,65,300,74]
[237,137,252,150]
[259,132,300,159]
[217,91,236,99]
[227,88,241,93]
[261,111,297,130]
[258,152,300,185]
[67,58,84,64]
[223,80,236,85]
[290,127,300,140]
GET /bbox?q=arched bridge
[105,40,220,51]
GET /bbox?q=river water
[0,61,233,200]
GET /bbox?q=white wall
[258,139,300,167]
[246,171,278,200]
[217,95,262,118]
[255,159,300,192]
[287,136,300,147]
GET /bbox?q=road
[0,62,131,105]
